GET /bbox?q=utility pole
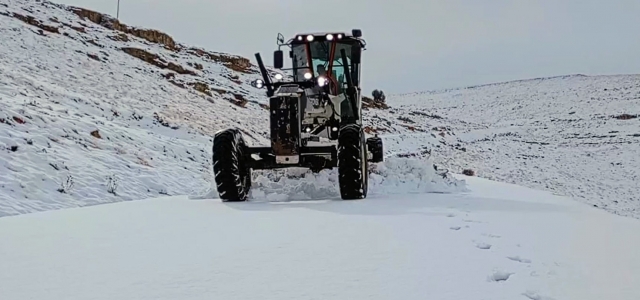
[116,0,120,20]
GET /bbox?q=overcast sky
[55,0,640,94]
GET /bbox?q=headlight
[337,34,343,39]
[306,35,314,42]
[255,79,264,88]
[274,73,283,80]
[304,72,312,80]
[317,76,327,87]
[326,34,334,41]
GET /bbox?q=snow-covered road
[2,176,638,300]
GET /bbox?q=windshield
[291,41,355,90]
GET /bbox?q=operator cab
[251,29,366,143]
[276,30,364,96]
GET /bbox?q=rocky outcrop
[188,48,254,74]
[10,13,59,34]
[362,96,389,109]
[69,7,176,50]
[68,7,254,72]
[121,47,195,75]
[188,82,212,96]
[69,7,108,27]
[112,20,177,50]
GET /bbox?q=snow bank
[196,157,467,201]
[387,74,640,219]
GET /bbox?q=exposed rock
[60,21,86,33]
[223,93,248,107]
[167,80,186,89]
[13,116,25,124]
[86,39,103,48]
[362,96,389,109]
[188,82,212,96]
[69,6,253,73]
[614,114,638,120]
[90,130,102,139]
[398,116,415,124]
[112,20,177,50]
[108,33,129,42]
[211,87,228,95]
[70,25,85,33]
[11,13,59,34]
[69,7,177,50]
[410,111,443,119]
[166,62,194,75]
[69,7,109,27]
[121,47,195,75]
[462,169,475,176]
[188,48,255,74]
[363,126,375,134]
[87,53,100,61]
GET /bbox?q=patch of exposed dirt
[187,48,255,74]
[362,96,389,109]
[121,47,195,75]
[10,13,59,34]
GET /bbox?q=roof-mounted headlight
[317,76,328,87]
[326,34,334,41]
[304,72,313,80]
[306,35,314,42]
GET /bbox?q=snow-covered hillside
[2,176,639,300]
[388,74,640,219]
[0,0,461,216]
[2,1,640,299]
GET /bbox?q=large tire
[338,124,368,200]
[366,136,384,163]
[212,128,251,201]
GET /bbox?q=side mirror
[274,50,284,69]
[351,29,362,38]
[351,46,361,64]
[277,33,285,45]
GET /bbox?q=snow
[0,0,455,217]
[387,74,640,219]
[2,1,640,298]
[1,176,639,300]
